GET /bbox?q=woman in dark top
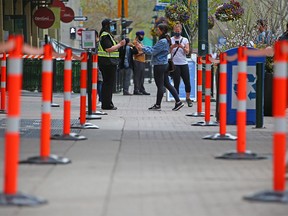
[98,18,126,110]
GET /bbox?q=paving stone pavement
[0,80,287,216]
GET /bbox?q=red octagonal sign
[33,7,55,29]
[61,7,75,23]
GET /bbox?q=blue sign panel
[226,47,266,125]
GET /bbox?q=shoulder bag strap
[171,38,184,59]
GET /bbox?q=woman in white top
[170,22,193,107]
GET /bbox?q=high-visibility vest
[98,32,119,58]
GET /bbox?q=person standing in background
[255,19,273,45]
[119,38,138,95]
[133,31,150,95]
[170,22,193,107]
[98,18,126,110]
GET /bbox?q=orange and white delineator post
[90,54,106,116]
[192,54,218,126]
[203,52,237,140]
[63,48,72,135]
[20,44,71,164]
[244,41,288,203]
[272,41,287,192]
[216,47,266,160]
[0,35,47,206]
[51,48,86,140]
[92,54,98,113]
[186,56,204,117]
[237,46,248,153]
[80,52,88,125]
[0,53,7,113]
[71,52,98,129]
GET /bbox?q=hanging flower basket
[215,0,244,22]
[165,3,190,24]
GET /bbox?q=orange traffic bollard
[0,52,7,113]
[51,48,86,140]
[91,54,106,116]
[186,56,204,117]
[244,41,288,203]
[216,47,266,160]
[20,44,71,164]
[92,54,98,113]
[192,54,218,126]
[203,52,237,140]
[71,52,98,129]
[0,35,47,206]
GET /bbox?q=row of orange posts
[189,42,287,203]
[0,35,103,206]
[0,35,287,206]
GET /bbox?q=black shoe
[172,101,184,111]
[102,106,117,110]
[148,104,161,111]
[123,91,132,95]
[133,91,143,95]
[141,91,150,95]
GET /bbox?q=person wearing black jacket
[119,38,138,95]
[98,18,126,110]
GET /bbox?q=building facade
[0,0,80,48]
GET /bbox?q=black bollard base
[86,114,102,120]
[215,150,268,160]
[19,154,71,165]
[244,190,288,203]
[192,121,218,126]
[51,133,87,141]
[186,112,205,117]
[252,126,266,129]
[71,122,99,129]
[203,133,237,140]
[0,192,47,206]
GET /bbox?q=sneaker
[148,104,161,111]
[186,98,193,107]
[172,101,184,111]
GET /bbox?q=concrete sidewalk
[0,81,287,216]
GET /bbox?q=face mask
[110,25,115,32]
[174,32,181,37]
[138,36,144,41]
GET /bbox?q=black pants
[99,63,117,108]
[133,60,146,92]
[172,64,191,94]
[154,64,180,106]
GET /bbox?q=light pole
[198,0,208,57]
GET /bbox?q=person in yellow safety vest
[98,18,126,110]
